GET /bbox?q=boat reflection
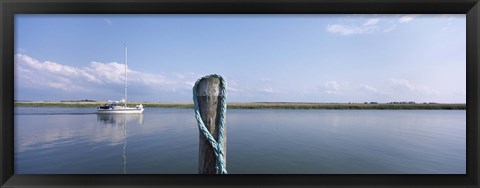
[96,114,143,174]
[97,113,144,126]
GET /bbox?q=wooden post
[196,77,227,174]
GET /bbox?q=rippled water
[14,107,465,174]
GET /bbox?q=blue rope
[192,74,228,174]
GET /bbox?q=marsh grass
[14,102,465,110]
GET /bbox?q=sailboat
[97,44,144,114]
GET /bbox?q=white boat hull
[97,105,143,114]
[97,108,144,114]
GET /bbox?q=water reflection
[96,114,144,174]
[15,108,465,174]
[97,114,144,126]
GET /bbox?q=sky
[14,14,466,103]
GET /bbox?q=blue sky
[14,14,466,103]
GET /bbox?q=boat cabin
[98,100,121,110]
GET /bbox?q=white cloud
[399,15,419,23]
[326,14,431,36]
[259,88,274,94]
[389,78,415,90]
[17,48,27,53]
[15,54,100,91]
[103,18,112,25]
[259,78,271,82]
[227,86,241,92]
[383,24,396,32]
[86,61,124,84]
[359,84,378,93]
[389,78,439,95]
[225,79,243,93]
[46,82,85,91]
[185,81,195,88]
[363,18,380,26]
[15,54,195,94]
[327,24,376,36]
[175,73,185,79]
[442,17,455,31]
[326,18,381,35]
[130,70,174,86]
[324,81,341,94]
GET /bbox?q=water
[14,107,466,174]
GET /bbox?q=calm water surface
[14,107,465,174]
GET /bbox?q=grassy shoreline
[14,101,466,110]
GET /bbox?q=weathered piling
[194,76,227,174]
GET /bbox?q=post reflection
[96,114,144,174]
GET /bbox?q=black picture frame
[1,0,479,187]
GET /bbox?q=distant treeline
[225,103,465,110]
[351,101,439,104]
[60,99,97,102]
[14,101,466,110]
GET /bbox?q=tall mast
[124,44,128,107]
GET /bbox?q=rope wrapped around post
[192,74,228,174]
